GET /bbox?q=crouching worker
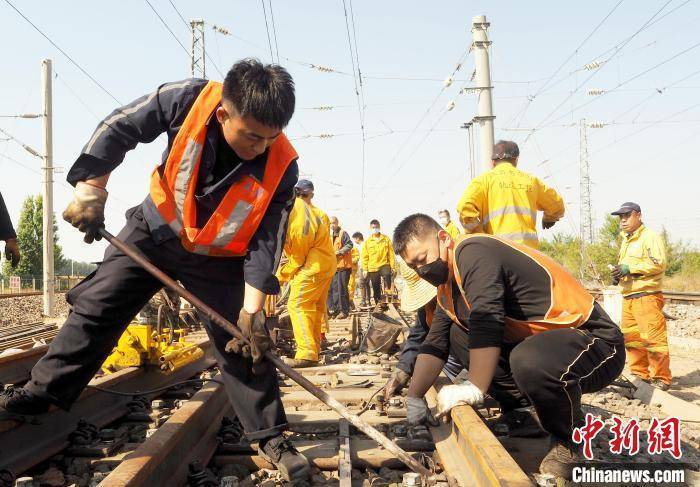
[393,214,625,479]
[0,59,311,481]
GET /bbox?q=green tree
[1,195,66,282]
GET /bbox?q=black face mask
[416,258,449,287]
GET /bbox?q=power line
[143,0,190,56]
[166,2,225,78]
[3,0,122,105]
[260,0,276,63]
[268,0,281,64]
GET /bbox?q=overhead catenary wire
[260,0,276,63]
[268,0,281,64]
[143,0,190,57]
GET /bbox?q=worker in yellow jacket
[362,219,395,304]
[456,140,565,248]
[611,202,671,390]
[278,183,336,367]
[348,246,360,304]
[438,209,462,239]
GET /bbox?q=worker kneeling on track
[278,181,336,368]
[0,59,311,481]
[393,214,625,480]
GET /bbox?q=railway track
[588,288,700,306]
[0,291,67,299]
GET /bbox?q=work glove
[611,264,630,285]
[3,238,20,268]
[63,181,108,244]
[542,220,556,230]
[225,309,271,374]
[406,396,439,427]
[436,382,484,419]
[383,369,410,398]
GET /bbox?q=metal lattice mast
[579,119,594,247]
[190,19,206,78]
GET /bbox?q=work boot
[337,312,349,320]
[283,357,319,368]
[258,435,310,481]
[651,379,670,391]
[539,437,582,480]
[502,408,547,438]
[0,385,51,419]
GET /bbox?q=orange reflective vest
[437,234,595,343]
[149,81,297,257]
[334,231,353,269]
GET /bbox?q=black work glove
[611,264,630,285]
[3,238,20,268]
[542,220,556,230]
[225,309,271,374]
[406,397,439,427]
[62,182,107,243]
[383,369,410,398]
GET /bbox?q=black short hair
[393,213,441,255]
[438,209,450,217]
[352,232,364,240]
[369,219,380,226]
[222,58,295,129]
[492,140,520,162]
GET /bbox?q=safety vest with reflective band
[149,81,297,257]
[437,234,595,343]
[334,231,353,269]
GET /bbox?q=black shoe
[502,408,547,438]
[651,379,670,391]
[539,437,581,480]
[0,386,51,418]
[258,435,310,481]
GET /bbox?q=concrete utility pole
[579,119,594,251]
[42,59,55,317]
[471,15,495,174]
[190,19,206,78]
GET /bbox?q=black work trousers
[328,268,351,315]
[25,208,286,440]
[357,269,370,304]
[449,317,625,442]
[367,264,392,304]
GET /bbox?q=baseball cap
[611,202,641,215]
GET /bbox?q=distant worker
[327,216,353,319]
[348,245,360,307]
[394,214,624,479]
[352,232,370,307]
[0,60,311,480]
[278,187,336,368]
[611,202,671,390]
[0,191,20,268]
[362,219,395,304]
[438,209,462,240]
[457,140,565,248]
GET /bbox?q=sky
[1,0,699,265]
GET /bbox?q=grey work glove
[383,369,410,398]
[406,396,438,427]
[542,220,556,230]
[63,181,107,243]
[225,309,271,374]
[3,238,20,268]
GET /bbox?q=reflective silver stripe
[85,80,195,154]
[483,206,537,226]
[209,200,253,248]
[303,204,312,236]
[173,139,203,215]
[495,231,539,241]
[192,245,210,255]
[463,220,481,232]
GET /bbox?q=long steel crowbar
[98,228,433,478]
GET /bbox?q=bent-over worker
[0,191,20,268]
[393,214,624,479]
[0,59,311,481]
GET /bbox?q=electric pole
[471,15,495,174]
[190,19,206,78]
[42,59,55,317]
[579,119,593,254]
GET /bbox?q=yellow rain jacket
[361,233,395,273]
[348,247,360,297]
[618,225,666,297]
[456,163,565,248]
[444,220,461,240]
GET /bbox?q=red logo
[648,417,682,459]
[572,413,605,460]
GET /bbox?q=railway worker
[456,140,565,248]
[277,183,336,368]
[348,245,360,306]
[327,216,353,319]
[351,232,370,307]
[0,191,20,268]
[393,214,625,479]
[437,209,461,240]
[362,219,395,304]
[611,202,671,390]
[0,59,312,481]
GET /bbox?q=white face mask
[439,217,449,226]
[372,227,380,235]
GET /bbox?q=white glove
[436,381,484,418]
[62,181,108,243]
